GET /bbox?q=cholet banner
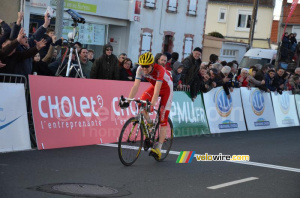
[203,87,246,133]
[240,88,277,130]
[271,91,300,127]
[169,92,210,137]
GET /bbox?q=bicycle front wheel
[118,117,144,166]
[154,118,174,162]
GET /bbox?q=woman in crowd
[119,58,134,81]
[247,67,265,88]
[237,68,249,87]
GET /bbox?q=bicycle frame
[123,97,161,142]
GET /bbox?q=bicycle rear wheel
[118,117,144,166]
[153,118,173,162]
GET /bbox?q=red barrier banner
[29,75,149,150]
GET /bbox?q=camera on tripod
[66,9,85,24]
[55,9,86,78]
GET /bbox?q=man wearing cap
[182,47,202,86]
[90,44,119,80]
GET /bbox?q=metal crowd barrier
[174,85,190,92]
[0,73,36,147]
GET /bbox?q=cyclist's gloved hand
[147,104,154,113]
[119,100,129,109]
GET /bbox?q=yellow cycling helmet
[138,52,154,65]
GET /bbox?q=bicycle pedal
[149,151,159,159]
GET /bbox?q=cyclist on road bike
[120,52,173,160]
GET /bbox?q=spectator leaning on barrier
[247,67,265,88]
[287,75,300,94]
[254,64,269,92]
[264,69,276,92]
[182,47,202,86]
[272,68,286,94]
[90,44,119,80]
[119,58,134,81]
[220,66,234,99]
[237,68,249,87]
[79,48,93,78]
[171,61,184,90]
[211,63,223,73]
[190,65,211,101]
[209,68,223,88]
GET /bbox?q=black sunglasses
[106,48,113,51]
[141,65,150,68]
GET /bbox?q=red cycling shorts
[140,85,173,126]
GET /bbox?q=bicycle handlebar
[120,95,150,105]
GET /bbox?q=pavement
[0,126,300,198]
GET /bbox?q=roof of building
[208,0,275,8]
[204,35,248,45]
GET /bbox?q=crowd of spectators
[1,11,300,101]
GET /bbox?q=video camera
[66,9,85,24]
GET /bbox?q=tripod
[55,21,84,78]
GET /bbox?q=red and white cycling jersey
[136,63,173,90]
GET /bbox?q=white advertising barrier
[295,95,300,121]
[271,91,300,127]
[0,83,31,152]
[240,88,277,130]
[203,87,246,133]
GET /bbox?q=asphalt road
[0,126,300,198]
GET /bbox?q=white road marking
[207,177,259,190]
[100,143,300,173]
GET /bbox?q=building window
[163,31,175,53]
[222,49,237,57]
[183,34,194,59]
[167,0,178,13]
[187,0,198,16]
[218,8,227,23]
[140,28,153,54]
[144,0,156,9]
[237,10,252,30]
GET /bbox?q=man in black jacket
[90,44,119,80]
[182,47,202,86]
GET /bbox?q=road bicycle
[118,96,174,166]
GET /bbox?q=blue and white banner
[0,83,31,152]
[294,95,300,122]
[271,91,300,127]
[203,87,246,133]
[240,88,277,130]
